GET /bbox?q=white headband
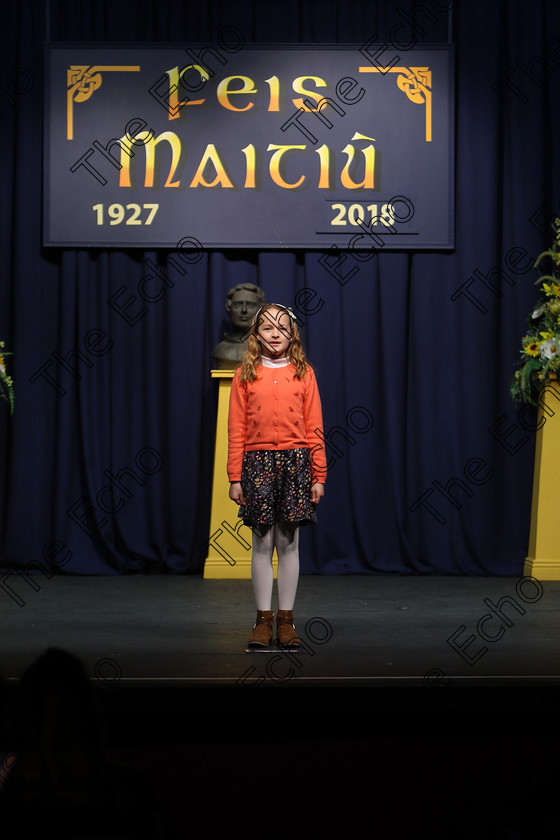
[254,303,297,327]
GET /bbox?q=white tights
[251,523,300,611]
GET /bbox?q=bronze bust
[211,283,266,369]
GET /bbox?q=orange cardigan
[227,363,327,484]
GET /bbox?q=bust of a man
[211,283,266,369]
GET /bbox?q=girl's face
[256,307,292,357]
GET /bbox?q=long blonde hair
[239,303,308,381]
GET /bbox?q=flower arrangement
[510,217,560,405]
[0,341,14,414]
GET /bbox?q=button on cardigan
[227,363,327,484]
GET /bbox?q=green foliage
[0,342,14,414]
[510,218,560,406]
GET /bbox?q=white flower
[532,305,546,318]
[539,338,560,359]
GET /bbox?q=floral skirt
[238,448,317,529]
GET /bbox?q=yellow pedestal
[524,379,560,580]
[203,370,277,579]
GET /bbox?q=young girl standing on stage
[227,303,326,649]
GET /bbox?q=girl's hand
[310,482,324,504]
[229,482,246,505]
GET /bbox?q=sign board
[44,41,454,249]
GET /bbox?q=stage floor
[2,574,560,839]
[1,573,558,688]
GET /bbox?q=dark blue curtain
[1,0,559,575]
